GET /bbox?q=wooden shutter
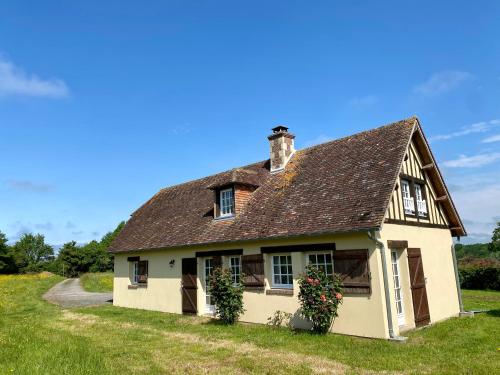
[241,254,265,288]
[137,260,148,284]
[333,250,370,294]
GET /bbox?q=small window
[219,188,234,217]
[401,179,415,215]
[272,254,293,289]
[307,253,333,277]
[230,256,241,285]
[415,184,427,217]
[132,260,148,284]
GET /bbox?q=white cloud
[413,70,473,96]
[0,57,68,98]
[429,119,500,142]
[482,134,500,143]
[442,152,500,168]
[4,179,55,192]
[452,184,500,243]
[348,95,378,110]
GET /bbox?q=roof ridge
[299,116,418,153]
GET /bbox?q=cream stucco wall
[113,232,391,339]
[379,224,460,336]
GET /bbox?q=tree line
[0,221,125,277]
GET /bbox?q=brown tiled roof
[109,117,463,253]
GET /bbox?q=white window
[131,260,148,284]
[307,253,333,277]
[272,255,293,288]
[230,256,241,285]
[132,261,139,284]
[415,184,427,217]
[391,251,405,326]
[204,258,215,313]
[219,188,234,217]
[401,180,415,215]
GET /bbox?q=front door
[181,258,197,314]
[407,248,430,327]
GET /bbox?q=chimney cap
[271,125,289,133]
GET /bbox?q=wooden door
[182,258,198,314]
[407,248,430,327]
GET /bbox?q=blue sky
[0,1,499,246]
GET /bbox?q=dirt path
[43,278,112,308]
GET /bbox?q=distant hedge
[458,258,500,291]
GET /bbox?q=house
[109,117,466,339]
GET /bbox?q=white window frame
[391,250,405,326]
[229,256,241,286]
[415,184,427,217]
[271,254,293,289]
[219,188,234,217]
[401,179,415,215]
[306,252,333,278]
[204,258,215,314]
[131,261,139,284]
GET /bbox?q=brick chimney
[268,125,295,172]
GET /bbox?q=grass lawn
[80,272,113,292]
[1,275,499,374]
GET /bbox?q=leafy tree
[488,221,500,253]
[12,233,54,272]
[55,221,125,277]
[0,231,17,274]
[209,267,245,324]
[57,241,85,277]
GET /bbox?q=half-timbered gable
[384,138,449,228]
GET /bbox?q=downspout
[451,243,465,313]
[368,230,406,341]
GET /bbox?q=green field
[80,272,114,292]
[0,274,499,374]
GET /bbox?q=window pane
[281,275,288,284]
[317,254,325,263]
[286,256,292,264]
[309,255,315,263]
[326,265,333,275]
[274,275,280,284]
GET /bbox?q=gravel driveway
[43,278,113,308]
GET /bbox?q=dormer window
[219,188,234,217]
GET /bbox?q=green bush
[298,265,343,334]
[209,267,245,324]
[459,264,500,291]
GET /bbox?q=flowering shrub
[298,265,343,334]
[209,267,245,324]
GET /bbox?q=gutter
[451,243,467,315]
[368,230,407,342]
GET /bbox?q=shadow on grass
[486,309,500,318]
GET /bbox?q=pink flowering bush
[298,265,343,334]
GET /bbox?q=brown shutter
[333,250,370,294]
[214,190,221,218]
[241,254,265,288]
[212,256,222,268]
[138,260,148,284]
